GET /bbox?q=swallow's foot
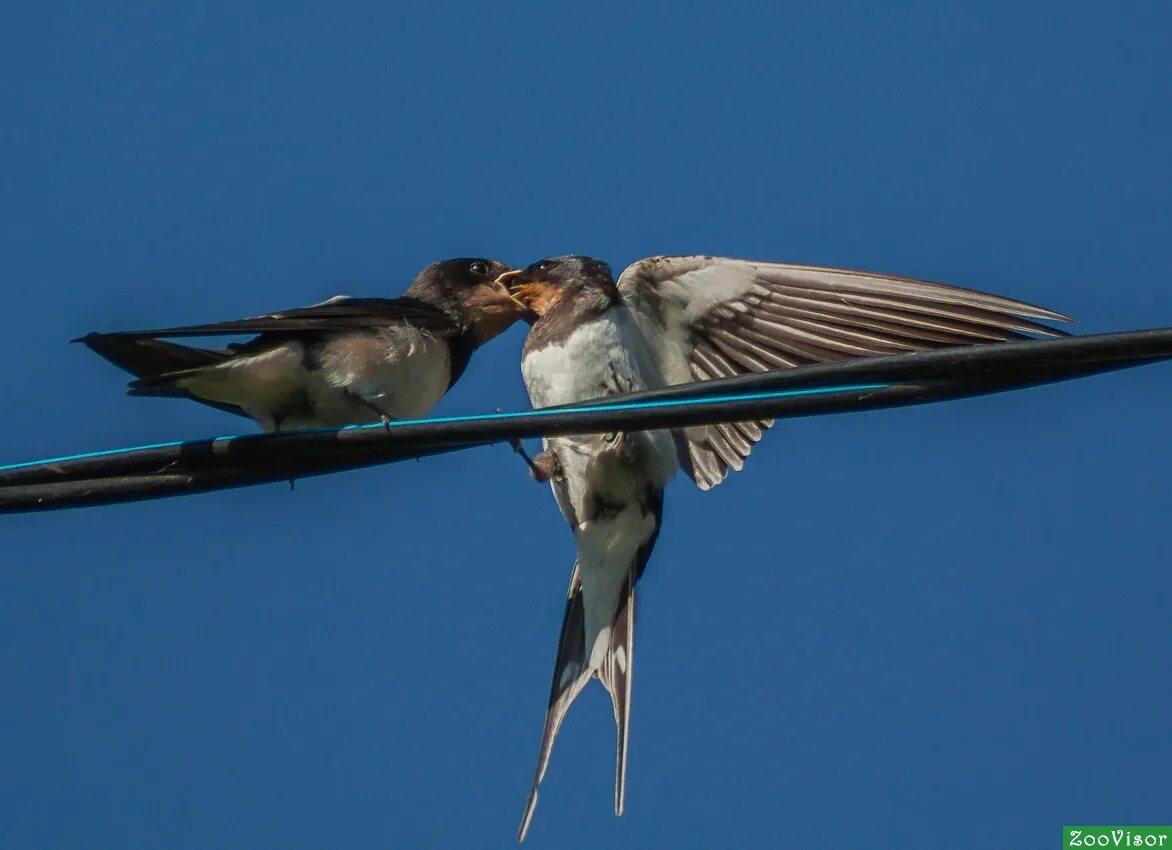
[529,449,563,483]
[348,390,394,432]
[603,431,636,465]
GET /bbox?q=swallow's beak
[460,268,527,343]
[498,271,563,319]
[494,269,523,290]
[493,269,531,312]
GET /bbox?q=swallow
[77,258,521,430]
[504,254,1072,839]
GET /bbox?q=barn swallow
[77,258,521,430]
[505,254,1072,839]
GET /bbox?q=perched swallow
[505,254,1072,839]
[78,258,521,430]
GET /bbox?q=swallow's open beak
[493,269,531,312]
[494,269,522,289]
[464,269,529,343]
[497,271,564,318]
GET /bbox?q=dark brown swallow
[77,258,522,430]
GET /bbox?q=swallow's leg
[271,416,297,490]
[507,437,542,475]
[491,407,552,481]
[504,436,561,483]
[348,391,394,432]
[508,439,561,482]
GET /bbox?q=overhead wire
[2,328,1170,513]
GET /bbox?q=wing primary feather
[691,342,744,379]
[707,328,794,370]
[760,292,1023,341]
[752,314,927,352]
[689,441,724,490]
[735,316,901,357]
[742,314,928,356]
[687,359,745,469]
[715,422,753,457]
[755,296,1020,345]
[717,324,847,364]
[678,362,725,489]
[705,426,745,470]
[704,331,772,372]
[755,264,1074,322]
[765,285,1067,337]
[734,419,763,442]
[689,358,714,382]
[693,345,781,462]
[697,338,788,374]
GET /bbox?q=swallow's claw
[603,431,637,465]
[529,449,563,483]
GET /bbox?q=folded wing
[76,295,458,339]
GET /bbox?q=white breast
[522,308,658,409]
[521,307,678,505]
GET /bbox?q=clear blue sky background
[2,3,1169,848]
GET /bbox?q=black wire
[2,328,1170,513]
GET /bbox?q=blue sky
[2,2,1169,848]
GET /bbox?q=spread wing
[617,256,1074,490]
[80,295,460,339]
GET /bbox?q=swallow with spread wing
[504,254,1073,840]
[78,258,522,430]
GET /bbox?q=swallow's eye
[534,261,553,273]
[468,260,490,276]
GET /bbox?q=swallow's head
[498,255,616,323]
[408,258,524,344]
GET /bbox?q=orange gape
[509,281,565,318]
